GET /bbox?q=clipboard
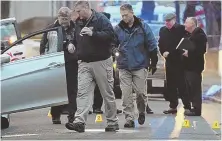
[176,38,195,51]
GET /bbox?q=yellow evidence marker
[183,119,190,128]
[47,110,52,118]
[95,114,103,123]
[212,121,220,129]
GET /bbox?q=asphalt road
[1,99,221,140]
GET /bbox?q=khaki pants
[119,68,148,121]
[74,57,118,125]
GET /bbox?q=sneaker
[93,109,103,114]
[138,113,145,125]
[163,108,177,114]
[124,120,135,128]
[52,117,61,124]
[105,124,119,132]
[65,122,85,133]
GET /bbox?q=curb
[207,97,222,104]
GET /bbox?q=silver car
[1,26,68,129]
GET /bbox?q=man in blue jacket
[114,3,158,128]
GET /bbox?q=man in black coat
[183,17,207,116]
[40,7,77,124]
[158,13,191,114]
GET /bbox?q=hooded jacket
[114,16,158,71]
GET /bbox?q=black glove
[148,66,157,75]
[149,49,158,75]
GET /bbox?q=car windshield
[0,23,17,42]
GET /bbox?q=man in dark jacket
[114,4,158,128]
[90,12,122,115]
[40,7,77,124]
[158,13,191,114]
[65,1,119,133]
[183,17,207,116]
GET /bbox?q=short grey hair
[120,3,133,11]
[188,17,198,27]
[74,0,90,8]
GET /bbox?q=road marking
[169,105,184,139]
[2,134,38,138]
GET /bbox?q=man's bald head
[184,17,198,33]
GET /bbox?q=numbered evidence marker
[183,119,190,128]
[47,110,52,118]
[95,114,103,123]
[212,121,220,129]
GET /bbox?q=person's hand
[182,49,188,57]
[163,51,169,58]
[148,66,157,75]
[80,27,93,36]
[67,43,75,53]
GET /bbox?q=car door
[1,27,68,115]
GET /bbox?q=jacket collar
[118,15,142,30]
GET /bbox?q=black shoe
[184,109,201,116]
[138,113,145,125]
[52,117,61,124]
[146,106,154,114]
[65,122,85,133]
[105,124,119,132]
[117,109,122,114]
[124,120,135,128]
[88,111,93,114]
[93,109,103,114]
[163,108,177,114]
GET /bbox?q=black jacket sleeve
[149,48,158,67]
[158,27,167,56]
[92,16,114,42]
[188,31,207,57]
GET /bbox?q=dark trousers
[93,85,103,110]
[165,64,191,109]
[185,71,202,114]
[51,60,78,118]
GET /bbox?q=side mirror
[1,54,11,64]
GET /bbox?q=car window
[2,27,63,62]
[0,23,17,44]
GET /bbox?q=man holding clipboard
[158,13,191,114]
[182,17,207,116]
